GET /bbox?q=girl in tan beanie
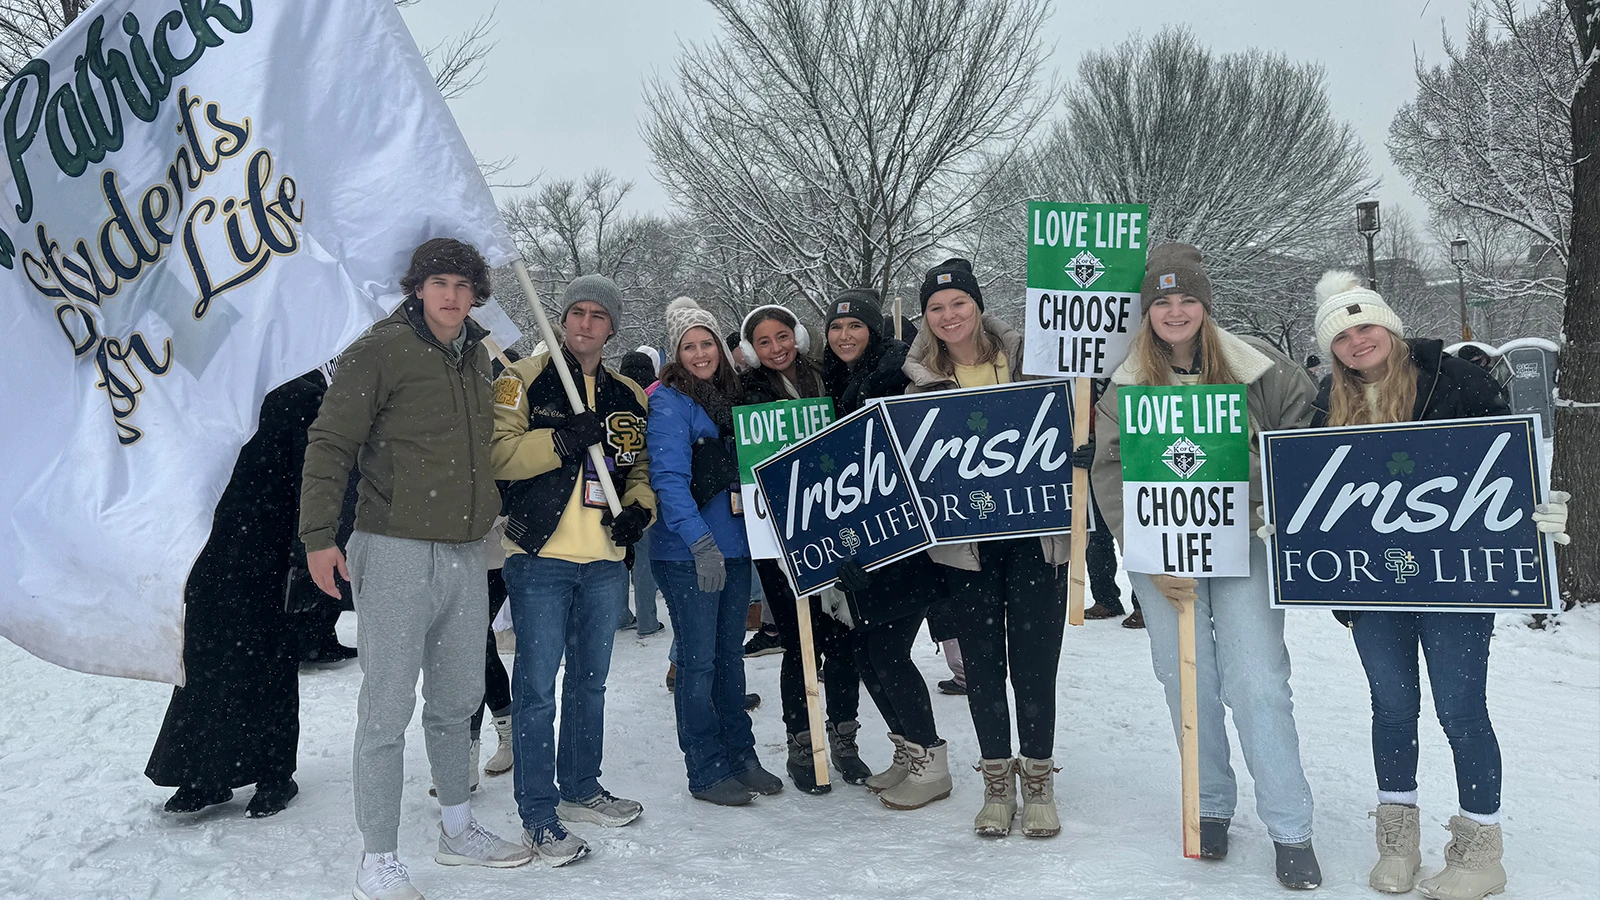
[1092,243,1325,888]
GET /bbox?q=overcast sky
[398,0,1476,229]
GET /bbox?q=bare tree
[0,0,89,79]
[1389,0,1574,298]
[643,0,1052,320]
[1391,0,1597,606]
[1019,27,1373,357]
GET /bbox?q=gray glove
[690,533,726,594]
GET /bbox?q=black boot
[1199,817,1230,860]
[246,779,299,818]
[1274,840,1323,890]
[786,731,832,795]
[826,720,873,786]
[164,785,233,813]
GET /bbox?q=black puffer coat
[821,334,910,416]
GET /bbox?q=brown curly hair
[399,238,492,306]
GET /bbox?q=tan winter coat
[902,314,1073,572]
[1091,327,1317,547]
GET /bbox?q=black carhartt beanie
[825,288,885,341]
[919,258,983,313]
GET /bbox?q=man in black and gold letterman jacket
[489,274,655,866]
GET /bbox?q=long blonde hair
[1128,315,1240,387]
[1325,334,1418,426]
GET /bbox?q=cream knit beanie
[1313,271,1405,356]
[665,296,722,359]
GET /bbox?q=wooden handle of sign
[894,296,903,340]
[509,260,623,516]
[1178,596,1201,859]
[1067,378,1092,626]
[794,594,830,786]
[482,335,514,371]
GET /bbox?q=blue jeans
[654,557,759,793]
[504,554,627,830]
[1351,611,1500,815]
[623,531,662,634]
[1129,541,1315,844]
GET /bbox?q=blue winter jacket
[646,385,751,562]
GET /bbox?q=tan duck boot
[1370,804,1422,893]
[865,734,909,793]
[879,740,952,810]
[973,758,1017,836]
[483,715,515,776]
[1018,757,1061,838]
[1417,816,1505,899]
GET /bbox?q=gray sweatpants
[347,531,489,853]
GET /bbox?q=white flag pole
[510,260,623,516]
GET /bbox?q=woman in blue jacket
[647,297,785,806]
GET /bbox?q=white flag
[0,0,514,683]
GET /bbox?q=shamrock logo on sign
[1387,452,1415,476]
[1067,250,1106,290]
[818,453,837,475]
[967,412,988,435]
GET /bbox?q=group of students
[294,236,1566,900]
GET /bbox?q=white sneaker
[556,790,643,827]
[354,852,423,900]
[434,820,533,868]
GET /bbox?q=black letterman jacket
[490,347,655,555]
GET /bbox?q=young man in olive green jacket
[300,238,530,900]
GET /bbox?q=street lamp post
[1356,199,1382,291]
[1450,234,1472,342]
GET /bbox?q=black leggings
[943,539,1068,760]
[755,559,860,736]
[470,569,513,733]
[854,613,938,746]
[1087,488,1132,609]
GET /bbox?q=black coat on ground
[145,374,324,790]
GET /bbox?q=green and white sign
[734,398,836,558]
[1119,385,1250,577]
[1022,202,1150,378]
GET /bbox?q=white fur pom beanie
[665,296,722,358]
[1313,271,1405,357]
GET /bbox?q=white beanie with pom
[1313,271,1405,357]
[665,296,722,360]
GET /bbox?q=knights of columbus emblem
[1066,250,1106,290]
[1161,437,1207,479]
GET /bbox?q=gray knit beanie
[561,274,624,334]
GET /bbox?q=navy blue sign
[1260,415,1557,613]
[880,381,1082,544]
[752,404,934,596]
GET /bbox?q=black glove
[836,557,872,593]
[1072,437,1096,471]
[689,437,741,508]
[603,502,651,547]
[552,410,605,462]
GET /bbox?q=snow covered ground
[2,582,1597,900]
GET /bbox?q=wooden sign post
[1178,596,1201,858]
[1066,378,1092,626]
[793,595,830,787]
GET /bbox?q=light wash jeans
[1128,540,1315,844]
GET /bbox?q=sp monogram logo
[606,412,646,464]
